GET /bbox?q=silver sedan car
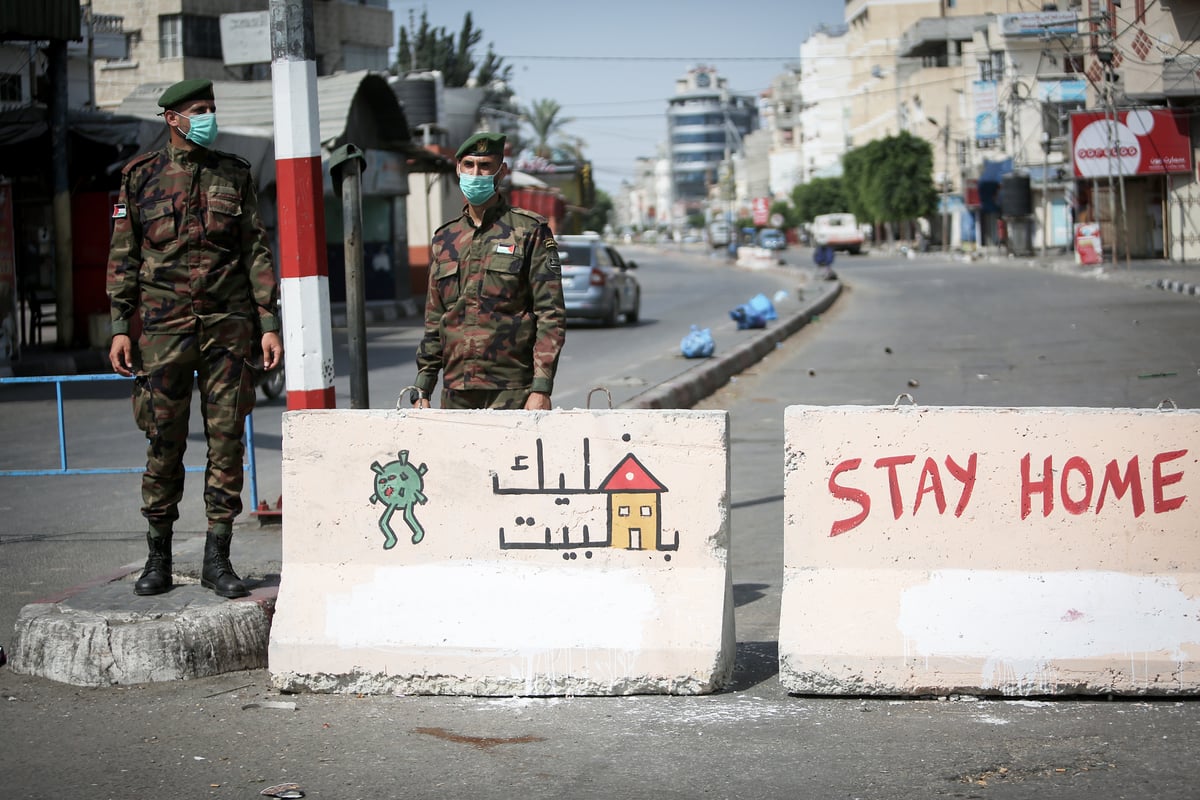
[557,234,641,326]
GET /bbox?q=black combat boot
[201,523,249,598]
[134,525,174,596]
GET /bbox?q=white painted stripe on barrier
[280,275,333,393]
[780,405,1200,696]
[326,564,654,650]
[270,409,735,695]
[270,59,320,160]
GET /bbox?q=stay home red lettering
[828,453,978,536]
[1019,450,1188,519]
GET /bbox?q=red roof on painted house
[599,454,667,493]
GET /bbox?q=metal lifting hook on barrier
[0,372,261,511]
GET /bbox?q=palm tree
[521,99,574,160]
[558,135,589,164]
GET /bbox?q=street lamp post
[1040,131,1052,258]
[929,110,951,252]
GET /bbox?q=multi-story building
[89,0,392,109]
[797,24,852,183]
[829,0,1200,261]
[761,66,803,201]
[667,66,758,225]
[1072,0,1198,262]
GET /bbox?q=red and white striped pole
[269,0,334,410]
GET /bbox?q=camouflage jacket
[415,197,566,396]
[106,143,279,337]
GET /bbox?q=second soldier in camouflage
[412,132,566,410]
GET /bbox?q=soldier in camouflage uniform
[411,132,566,410]
[106,79,283,598]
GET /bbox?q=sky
[387,0,848,196]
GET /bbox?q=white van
[812,213,865,254]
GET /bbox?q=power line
[498,54,797,63]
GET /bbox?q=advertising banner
[752,196,769,226]
[1075,222,1103,265]
[973,81,1000,141]
[1070,109,1192,178]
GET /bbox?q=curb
[1156,278,1200,296]
[8,537,280,687]
[623,279,842,409]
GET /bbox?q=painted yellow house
[600,454,668,550]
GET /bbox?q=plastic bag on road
[681,325,715,358]
[730,304,767,330]
[748,292,777,321]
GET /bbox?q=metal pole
[49,41,73,348]
[942,106,950,252]
[270,0,335,410]
[342,163,369,408]
[1041,135,1049,258]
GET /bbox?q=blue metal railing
[0,372,259,509]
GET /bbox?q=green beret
[456,132,506,160]
[157,79,215,110]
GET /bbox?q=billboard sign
[219,11,270,67]
[1070,109,1192,178]
[999,12,1078,38]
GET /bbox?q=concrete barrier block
[781,405,1200,696]
[270,409,734,695]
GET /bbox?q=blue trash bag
[729,304,767,330]
[680,325,715,358]
[747,292,777,321]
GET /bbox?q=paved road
[3,249,1199,799]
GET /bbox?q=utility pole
[1101,48,1117,269]
[1040,129,1051,258]
[942,106,950,252]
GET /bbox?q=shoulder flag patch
[495,243,516,255]
[112,203,127,219]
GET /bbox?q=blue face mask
[180,112,218,148]
[459,173,497,206]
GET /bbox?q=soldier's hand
[525,391,551,411]
[109,334,133,377]
[261,332,283,371]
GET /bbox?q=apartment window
[159,16,181,59]
[159,14,222,60]
[979,52,1004,82]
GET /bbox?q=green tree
[582,189,613,233]
[843,132,937,242]
[393,11,511,90]
[521,98,574,159]
[790,177,847,222]
[769,199,797,230]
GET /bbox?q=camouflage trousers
[440,387,530,410]
[132,318,257,527]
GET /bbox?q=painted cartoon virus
[369,450,428,549]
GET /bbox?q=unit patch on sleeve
[112,203,127,219]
